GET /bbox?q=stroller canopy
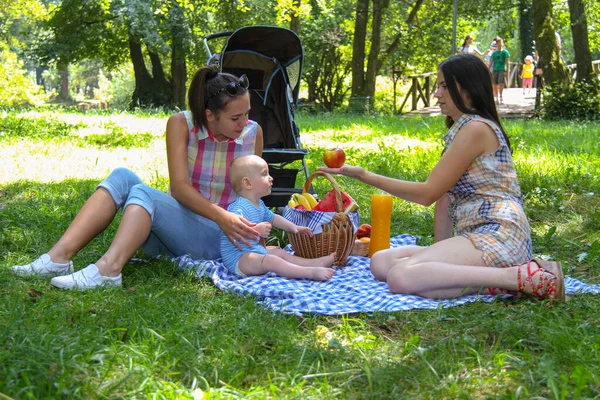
[218,26,304,150]
[220,26,303,105]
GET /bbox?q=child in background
[220,155,336,281]
[521,55,534,95]
[483,40,497,70]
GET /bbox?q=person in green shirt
[488,37,510,104]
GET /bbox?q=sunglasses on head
[208,74,249,102]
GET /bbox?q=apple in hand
[323,147,346,168]
[356,223,371,239]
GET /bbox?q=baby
[220,155,335,281]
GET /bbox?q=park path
[406,88,537,118]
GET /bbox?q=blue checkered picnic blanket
[172,234,600,315]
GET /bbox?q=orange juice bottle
[368,192,393,257]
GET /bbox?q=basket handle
[302,171,345,213]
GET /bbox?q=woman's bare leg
[94,205,152,277]
[381,236,529,298]
[370,245,426,281]
[47,188,118,264]
[434,194,452,242]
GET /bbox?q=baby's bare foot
[308,267,335,281]
[313,252,336,268]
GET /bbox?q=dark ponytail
[187,66,248,130]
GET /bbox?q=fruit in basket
[358,237,371,243]
[356,223,372,239]
[292,193,311,210]
[323,147,346,168]
[312,189,359,212]
[302,192,318,209]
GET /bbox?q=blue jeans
[97,167,221,260]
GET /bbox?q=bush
[0,44,47,106]
[541,78,600,121]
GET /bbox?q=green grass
[1,109,600,398]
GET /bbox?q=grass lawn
[1,107,599,399]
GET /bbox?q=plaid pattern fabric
[172,234,600,316]
[183,111,258,209]
[445,114,532,268]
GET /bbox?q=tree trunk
[171,38,187,109]
[532,0,569,87]
[129,37,153,107]
[567,0,595,82]
[169,1,188,108]
[128,36,173,107]
[351,0,369,98]
[36,67,46,90]
[290,0,301,33]
[148,50,172,106]
[364,0,390,98]
[518,0,534,61]
[59,64,70,100]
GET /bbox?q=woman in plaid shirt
[11,66,264,290]
[320,55,565,301]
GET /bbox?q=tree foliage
[2,0,598,112]
[0,42,46,106]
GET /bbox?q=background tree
[300,0,353,110]
[567,0,596,82]
[532,0,569,86]
[518,0,534,61]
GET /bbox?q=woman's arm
[166,113,259,246]
[319,121,499,207]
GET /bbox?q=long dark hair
[438,54,511,152]
[187,66,249,129]
[461,35,472,49]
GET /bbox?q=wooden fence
[393,72,437,114]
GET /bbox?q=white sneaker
[10,254,74,277]
[50,264,122,290]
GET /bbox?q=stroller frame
[203,25,310,208]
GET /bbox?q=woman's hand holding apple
[318,164,366,179]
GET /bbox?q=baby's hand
[255,222,272,238]
[293,226,313,236]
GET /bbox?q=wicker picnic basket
[288,171,355,266]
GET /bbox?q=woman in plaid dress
[320,55,564,301]
[11,66,264,289]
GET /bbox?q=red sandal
[532,258,565,301]
[517,259,565,301]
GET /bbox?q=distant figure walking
[521,55,534,95]
[489,37,510,104]
[458,35,487,58]
[483,40,497,70]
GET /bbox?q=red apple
[323,147,346,168]
[356,223,371,239]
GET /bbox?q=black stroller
[203,25,309,208]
